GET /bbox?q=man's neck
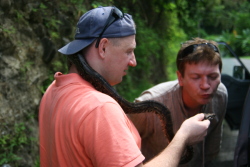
[185,106,202,117]
[68,64,79,74]
[181,91,203,117]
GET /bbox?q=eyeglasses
[95,7,124,48]
[180,43,220,58]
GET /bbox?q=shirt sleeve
[79,102,144,167]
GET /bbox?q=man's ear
[98,38,109,59]
[177,71,183,86]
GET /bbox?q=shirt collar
[54,72,93,88]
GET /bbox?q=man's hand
[177,113,210,146]
[137,113,210,167]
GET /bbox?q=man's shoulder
[145,80,178,94]
[216,82,228,96]
[135,80,179,102]
[153,80,178,88]
[53,75,119,108]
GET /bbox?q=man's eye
[127,51,134,56]
[210,76,218,80]
[127,50,133,54]
[209,75,219,80]
[191,76,199,79]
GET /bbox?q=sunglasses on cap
[95,7,124,48]
[180,43,220,59]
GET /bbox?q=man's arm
[136,113,210,167]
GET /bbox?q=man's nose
[129,53,137,67]
[200,77,210,89]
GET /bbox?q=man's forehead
[184,62,220,73]
[120,35,136,47]
[185,61,220,68]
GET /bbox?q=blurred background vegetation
[1,0,250,166]
[76,0,250,101]
[39,0,250,101]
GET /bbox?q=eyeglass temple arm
[95,10,117,48]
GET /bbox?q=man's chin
[111,79,123,86]
[200,98,212,105]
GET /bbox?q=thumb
[192,113,205,121]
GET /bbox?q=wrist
[174,129,189,146]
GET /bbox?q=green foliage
[116,2,187,100]
[20,61,34,73]
[209,29,250,57]
[115,73,155,102]
[17,61,35,83]
[112,0,250,100]
[91,1,110,8]
[240,29,250,55]
[0,119,39,166]
[40,59,68,93]
[45,18,62,39]
[5,0,249,165]
[40,72,54,94]
[116,14,165,101]
[175,0,250,57]
[0,123,27,165]
[133,16,161,76]
[162,3,187,80]
[0,26,16,36]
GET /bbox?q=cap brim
[58,38,96,55]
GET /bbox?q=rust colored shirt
[39,72,144,167]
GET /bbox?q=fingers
[196,113,211,131]
[190,113,211,127]
[178,113,211,145]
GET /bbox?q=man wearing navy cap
[39,6,210,167]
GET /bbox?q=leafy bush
[0,123,28,165]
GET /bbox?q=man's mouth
[201,94,211,99]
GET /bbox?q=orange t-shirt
[39,72,144,167]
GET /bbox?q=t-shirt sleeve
[79,102,144,167]
[134,91,153,102]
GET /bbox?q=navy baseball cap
[58,6,136,55]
